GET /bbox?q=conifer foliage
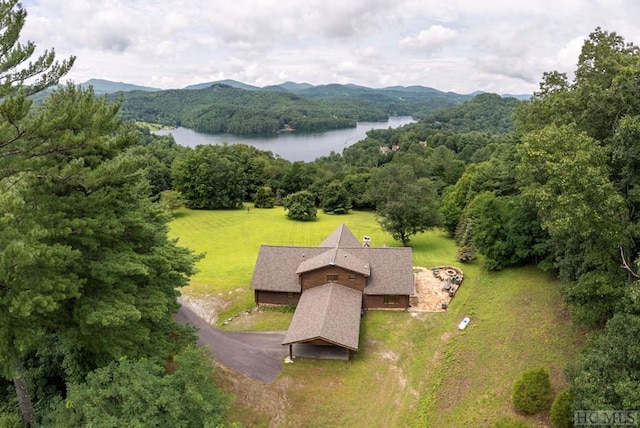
[0,2,227,425]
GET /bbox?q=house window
[327,274,338,282]
[349,274,356,281]
[384,295,400,305]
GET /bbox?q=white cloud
[14,0,640,94]
[400,25,458,51]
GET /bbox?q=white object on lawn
[458,317,470,330]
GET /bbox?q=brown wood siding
[255,290,301,305]
[300,266,366,293]
[363,294,410,310]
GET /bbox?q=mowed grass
[169,207,584,427]
[169,206,402,321]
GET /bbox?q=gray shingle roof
[295,247,370,276]
[282,283,362,350]
[340,247,414,295]
[319,223,362,247]
[250,224,413,295]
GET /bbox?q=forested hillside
[115,82,472,135]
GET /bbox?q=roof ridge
[329,246,338,265]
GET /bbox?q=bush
[550,389,574,428]
[254,186,275,208]
[283,190,317,221]
[512,367,553,414]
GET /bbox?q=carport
[282,283,362,361]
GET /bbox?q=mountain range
[79,78,530,100]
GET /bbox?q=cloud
[15,0,640,94]
[400,25,458,51]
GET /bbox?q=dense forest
[1,0,638,423]
[114,81,472,135]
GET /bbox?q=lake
[153,116,415,162]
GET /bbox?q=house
[250,224,414,359]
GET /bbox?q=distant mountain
[502,93,532,100]
[382,85,443,94]
[80,78,531,100]
[262,81,314,93]
[80,79,160,94]
[183,80,260,91]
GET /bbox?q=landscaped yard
[169,206,584,427]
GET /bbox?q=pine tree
[1,85,201,424]
[0,1,74,424]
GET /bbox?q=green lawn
[169,206,403,321]
[169,206,584,427]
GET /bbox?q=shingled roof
[295,247,370,276]
[250,224,413,296]
[282,283,362,351]
[318,223,362,247]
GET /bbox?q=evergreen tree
[0,1,74,424]
[1,84,202,424]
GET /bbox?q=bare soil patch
[215,364,292,427]
[411,266,464,312]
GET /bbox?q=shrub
[254,186,275,208]
[550,389,574,428]
[512,367,553,414]
[283,190,317,221]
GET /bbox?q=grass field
[169,206,584,427]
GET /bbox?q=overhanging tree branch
[619,246,640,278]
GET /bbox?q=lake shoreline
[153,116,416,162]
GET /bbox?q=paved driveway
[175,305,287,383]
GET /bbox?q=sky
[20,0,640,95]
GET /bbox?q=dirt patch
[178,293,230,325]
[411,266,464,312]
[215,364,292,427]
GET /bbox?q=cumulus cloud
[399,25,458,51]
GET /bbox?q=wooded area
[1,0,638,423]
[115,80,472,135]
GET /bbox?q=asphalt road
[174,305,287,383]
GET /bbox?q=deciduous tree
[46,346,230,427]
[172,145,247,209]
[283,190,317,221]
[321,180,351,214]
[366,163,441,246]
